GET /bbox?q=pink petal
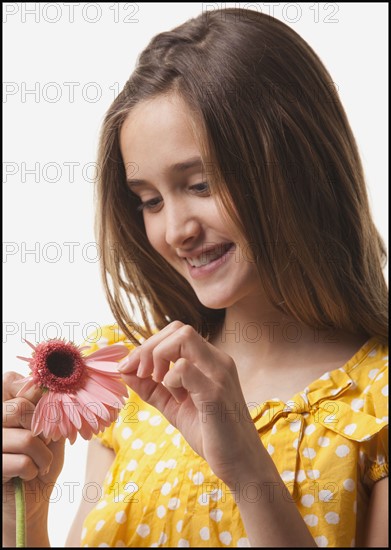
[16,356,32,362]
[82,377,126,408]
[31,392,51,437]
[86,371,128,397]
[60,394,82,430]
[74,388,111,423]
[85,361,123,373]
[84,344,130,362]
[23,339,37,351]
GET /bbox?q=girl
[3,7,388,547]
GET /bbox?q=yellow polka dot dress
[81,326,388,547]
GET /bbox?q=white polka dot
[95,520,105,531]
[307,469,320,480]
[237,538,250,547]
[303,447,316,459]
[177,539,189,547]
[137,410,150,421]
[198,493,210,505]
[319,490,333,502]
[81,527,87,539]
[131,438,143,449]
[325,512,340,524]
[115,511,127,524]
[304,424,316,436]
[173,477,179,487]
[351,398,364,411]
[315,536,328,547]
[115,541,126,547]
[336,444,350,457]
[368,348,377,358]
[219,531,232,545]
[271,424,278,434]
[281,470,295,482]
[210,508,223,522]
[344,423,357,436]
[96,500,107,510]
[144,442,156,455]
[121,427,132,439]
[172,433,181,447]
[158,532,168,545]
[301,494,315,507]
[210,488,223,501]
[136,524,150,538]
[98,544,109,548]
[296,470,306,482]
[165,424,175,434]
[381,384,388,397]
[113,493,125,503]
[192,471,204,485]
[157,505,166,518]
[343,479,355,491]
[155,461,165,473]
[290,420,301,432]
[149,415,162,426]
[267,443,274,455]
[292,438,299,449]
[161,482,172,496]
[166,458,177,469]
[199,527,210,540]
[126,459,138,471]
[319,372,330,380]
[168,497,181,510]
[119,470,125,482]
[368,368,379,379]
[304,514,318,527]
[375,372,384,381]
[318,436,330,447]
[176,520,183,532]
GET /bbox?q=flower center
[29,339,87,393]
[46,351,75,378]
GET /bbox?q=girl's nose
[164,203,202,249]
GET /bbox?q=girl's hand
[119,321,264,487]
[2,371,65,525]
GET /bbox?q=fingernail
[117,358,130,371]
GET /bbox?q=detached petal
[84,344,131,362]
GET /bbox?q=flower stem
[14,477,26,547]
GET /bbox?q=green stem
[13,477,26,547]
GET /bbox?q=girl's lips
[185,243,235,279]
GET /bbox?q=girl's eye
[190,182,210,194]
[135,182,210,213]
[136,197,162,212]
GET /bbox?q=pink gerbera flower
[16,339,130,444]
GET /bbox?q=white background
[3,2,388,547]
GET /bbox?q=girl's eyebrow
[126,156,203,187]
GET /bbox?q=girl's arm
[361,477,389,547]
[65,438,115,547]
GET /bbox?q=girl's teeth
[187,248,226,268]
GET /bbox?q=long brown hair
[95,8,388,346]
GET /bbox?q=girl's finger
[3,398,36,430]
[118,321,185,373]
[163,358,212,407]
[2,453,39,483]
[2,427,53,476]
[146,325,221,383]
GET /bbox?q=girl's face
[120,94,262,310]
